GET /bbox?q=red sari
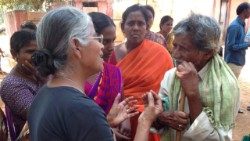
[110,39,174,141]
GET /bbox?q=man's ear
[204,50,214,61]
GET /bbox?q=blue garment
[224,16,249,66]
[28,86,114,141]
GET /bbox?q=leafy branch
[0,0,68,11]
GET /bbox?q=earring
[15,57,19,62]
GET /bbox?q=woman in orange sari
[109,4,173,141]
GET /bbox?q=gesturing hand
[22,60,46,83]
[22,60,36,75]
[107,94,139,128]
[139,91,163,126]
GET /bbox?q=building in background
[2,0,250,45]
[111,0,250,43]
[75,0,113,16]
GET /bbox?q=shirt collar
[236,16,245,27]
[198,62,209,81]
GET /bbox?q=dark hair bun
[32,50,56,77]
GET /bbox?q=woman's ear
[146,23,150,30]
[121,23,125,33]
[10,49,18,61]
[69,38,83,59]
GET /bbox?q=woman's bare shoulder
[114,43,127,61]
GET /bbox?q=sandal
[247,106,250,111]
[238,109,244,113]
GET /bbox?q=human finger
[142,93,148,106]
[113,93,122,105]
[21,64,34,74]
[188,62,197,73]
[176,117,189,125]
[121,96,136,107]
[150,90,157,95]
[127,99,137,107]
[176,111,189,119]
[124,96,134,103]
[125,104,136,113]
[176,64,187,77]
[176,124,186,131]
[172,112,189,125]
[179,61,192,72]
[24,60,34,68]
[147,92,154,107]
[127,110,139,118]
[25,60,37,74]
[176,63,185,72]
[150,90,161,105]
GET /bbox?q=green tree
[0,0,67,11]
[0,0,43,11]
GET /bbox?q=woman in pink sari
[85,12,138,140]
[84,12,122,114]
[84,63,122,114]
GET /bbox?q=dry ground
[233,79,250,141]
[232,49,250,140]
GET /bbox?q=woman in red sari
[109,4,174,141]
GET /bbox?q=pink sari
[84,63,122,114]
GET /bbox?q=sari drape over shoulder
[159,54,239,141]
[117,39,173,141]
[84,63,122,114]
[117,39,173,111]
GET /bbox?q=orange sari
[117,39,173,141]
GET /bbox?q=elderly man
[156,14,240,141]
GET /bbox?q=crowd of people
[0,2,249,141]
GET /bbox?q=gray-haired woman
[28,7,163,141]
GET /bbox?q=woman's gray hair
[33,6,92,77]
[173,13,221,52]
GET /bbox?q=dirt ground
[232,49,250,141]
[233,79,250,141]
[233,50,250,141]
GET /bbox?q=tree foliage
[0,0,67,11]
